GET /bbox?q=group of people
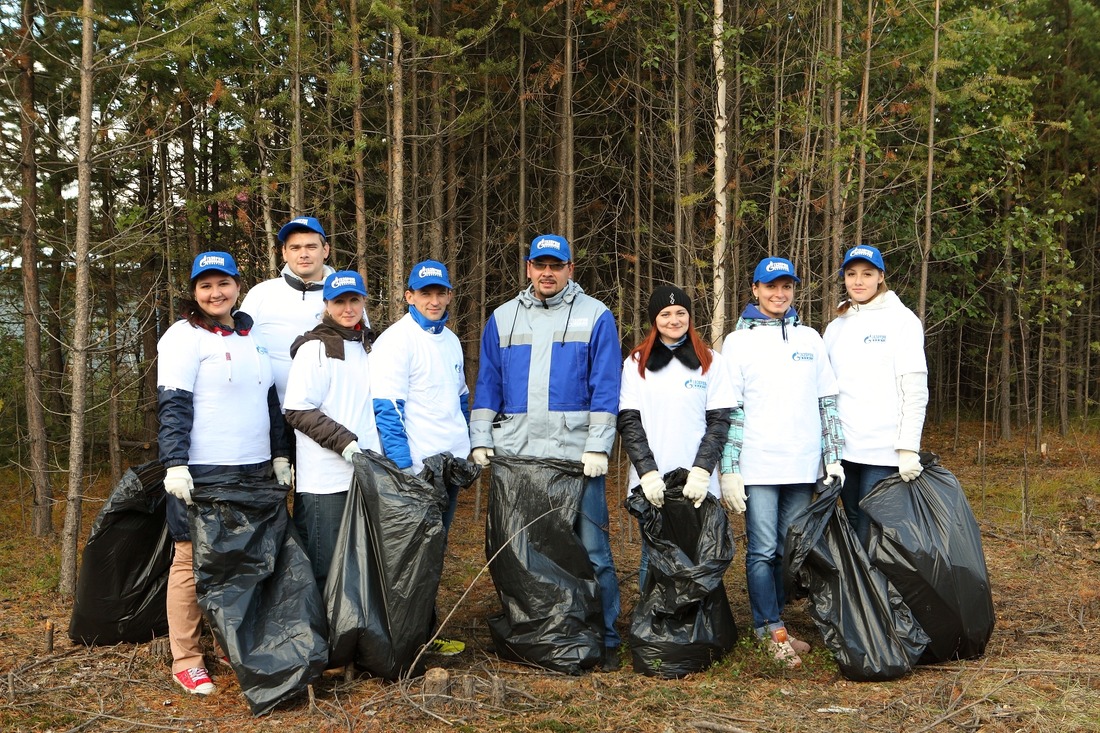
[157,220,928,694]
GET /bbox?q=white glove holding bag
[471,447,494,467]
[823,461,845,486]
[682,466,711,508]
[639,470,666,508]
[273,456,292,485]
[164,465,194,506]
[897,449,923,482]
[342,441,362,464]
[582,452,609,478]
[719,473,747,514]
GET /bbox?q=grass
[1,421,1099,731]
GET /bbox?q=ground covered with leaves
[1,421,1098,732]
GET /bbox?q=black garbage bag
[625,468,737,678]
[69,462,171,645]
[420,451,483,500]
[189,477,327,716]
[861,457,995,663]
[325,451,452,680]
[485,456,603,675]
[784,480,929,681]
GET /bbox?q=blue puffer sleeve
[470,313,503,449]
[584,309,622,455]
[373,397,413,469]
[460,392,471,427]
[157,387,194,467]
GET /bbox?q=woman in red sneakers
[719,257,844,668]
[157,252,290,695]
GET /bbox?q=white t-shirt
[240,271,328,403]
[619,348,735,496]
[157,319,273,466]
[823,291,927,465]
[370,313,471,472]
[283,338,380,494]
[723,323,838,485]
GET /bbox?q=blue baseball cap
[527,234,571,262]
[277,216,327,243]
[753,257,800,284]
[190,251,239,280]
[408,259,452,290]
[323,270,368,300]
[841,244,886,273]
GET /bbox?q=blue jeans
[575,476,621,648]
[744,483,814,635]
[840,461,895,547]
[293,491,348,590]
[442,482,460,532]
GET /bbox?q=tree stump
[490,675,506,706]
[461,674,477,707]
[422,667,450,710]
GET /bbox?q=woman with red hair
[617,285,736,588]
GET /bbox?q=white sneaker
[767,628,802,668]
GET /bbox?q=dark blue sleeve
[157,387,194,467]
[268,385,289,459]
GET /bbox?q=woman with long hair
[824,245,928,546]
[719,257,844,668]
[617,285,735,588]
[157,251,289,696]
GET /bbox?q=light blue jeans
[744,483,814,636]
[840,461,895,548]
[575,476,621,649]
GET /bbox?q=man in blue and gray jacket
[470,233,623,671]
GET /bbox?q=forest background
[1,0,1098,594]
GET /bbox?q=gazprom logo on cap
[791,351,815,362]
[199,254,226,268]
[850,247,875,259]
[766,260,791,273]
[419,265,444,279]
[535,237,562,251]
[330,276,357,289]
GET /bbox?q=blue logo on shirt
[684,379,707,390]
[864,334,887,344]
[791,352,814,362]
[256,346,268,355]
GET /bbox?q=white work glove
[719,473,747,514]
[164,465,194,506]
[897,449,923,482]
[823,462,845,486]
[273,457,292,486]
[639,470,666,508]
[582,452,608,478]
[471,447,494,467]
[342,440,362,464]
[682,466,711,508]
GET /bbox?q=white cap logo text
[199,255,226,267]
[330,276,357,288]
[766,260,790,273]
[418,265,444,278]
[535,238,562,250]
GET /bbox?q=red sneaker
[174,667,215,695]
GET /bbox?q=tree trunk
[828,0,844,312]
[18,0,53,537]
[59,0,97,597]
[517,30,527,281]
[729,0,743,319]
[290,0,305,215]
[672,19,683,286]
[709,0,728,343]
[683,1,697,292]
[918,0,941,324]
[429,0,444,260]
[388,7,406,322]
[854,0,875,247]
[351,0,368,278]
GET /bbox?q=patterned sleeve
[819,394,844,464]
[719,404,745,475]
